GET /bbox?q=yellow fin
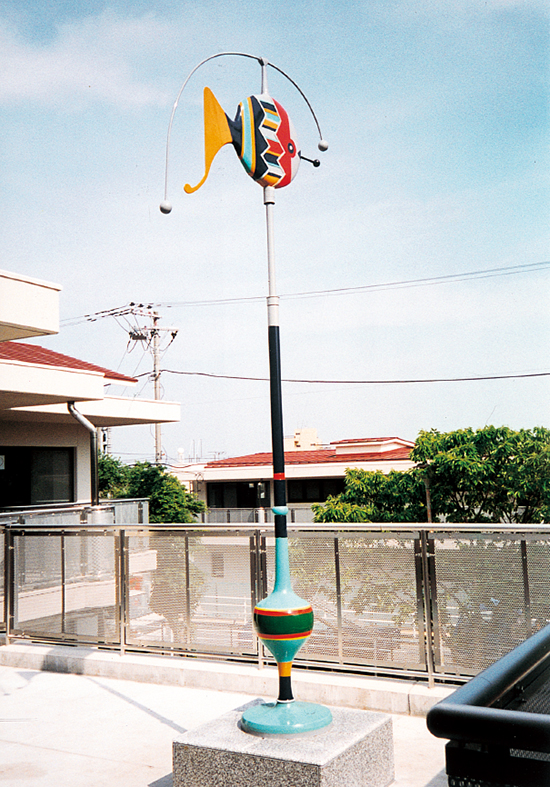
[184,87,233,194]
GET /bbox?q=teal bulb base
[241,700,333,737]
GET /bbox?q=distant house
[0,268,180,510]
[174,429,415,513]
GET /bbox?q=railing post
[61,533,66,636]
[118,529,126,655]
[334,535,344,664]
[4,528,13,645]
[184,534,192,647]
[521,539,532,638]
[415,531,436,687]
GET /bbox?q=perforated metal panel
[334,533,420,669]
[6,524,550,682]
[62,533,118,642]
[262,532,422,671]
[434,534,529,675]
[126,531,256,655]
[522,538,550,633]
[12,532,118,642]
[13,533,62,635]
[287,535,339,662]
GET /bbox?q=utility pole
[152,312,162,463]
[128,307,178,464]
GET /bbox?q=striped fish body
[228,94,300,189]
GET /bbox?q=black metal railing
[2,522,549,684]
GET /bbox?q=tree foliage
[98,453,129,499]
[412,426,550,523]
[313,468,426,523]
[98,455,205,523]
[314,426,550,524]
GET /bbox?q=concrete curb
[0,641,454,716]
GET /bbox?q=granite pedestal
[173,700,394,787]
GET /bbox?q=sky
[1,0,549,466]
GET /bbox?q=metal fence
[199,508,314,524]
[0,499,148,527]
[2,522,550,684]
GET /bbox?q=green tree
[411,426,550,523]
[125,462,205,523]
[313,468,426,523]
[98,455,205,523]
[313,426,550,524]
[98,453,129,498]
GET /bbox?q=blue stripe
[240,99,255,173]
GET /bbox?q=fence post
[334,535,343,664]
[4,528,13,645]
[521,539,532,638]
[415,531,436,687]
[184,534,192,647]
[118,530,126,655]
[61,533,66,636]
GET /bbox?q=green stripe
[254,609,314,637]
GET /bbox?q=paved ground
[0,665,447,786]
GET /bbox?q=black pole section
[278,673,293,702]
[268,324,287,540]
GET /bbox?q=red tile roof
[205,445,412,468]
[330,436,412,445]
[0,341,137,384]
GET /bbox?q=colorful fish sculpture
[184,87,300,193]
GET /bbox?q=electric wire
[134,368,550,386]
[59,260,550,325]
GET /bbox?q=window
[0,447,74,508]
[207,481,264,508]
[287,478,345,504]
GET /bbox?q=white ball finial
[159,201,172,214]
[318,139,329,152]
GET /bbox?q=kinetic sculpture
[161,53,331,736]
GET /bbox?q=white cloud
[0,13,175,108]
[392,0,546,15]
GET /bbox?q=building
[174,429,415,515]
[0,268,180,510]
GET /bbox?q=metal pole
[334,536,344,663]
[521,539,533,638]
[420,530,436,687]
[264,184,292,702]
[264,186,288,542]
[118,530,126,655]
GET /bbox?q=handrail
[2,520,548,533]
[427,623,550,751]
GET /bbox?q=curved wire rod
[162,52,327,206]
[163,52,262,203]
[267,61,325,142]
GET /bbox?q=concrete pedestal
[173,700,394,787]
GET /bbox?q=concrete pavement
[0,644,450,786]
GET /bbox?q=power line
[60,260,550,324]
[156,261,550,307]
[134,368,550,385]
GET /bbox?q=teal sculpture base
[241,700,332,737]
